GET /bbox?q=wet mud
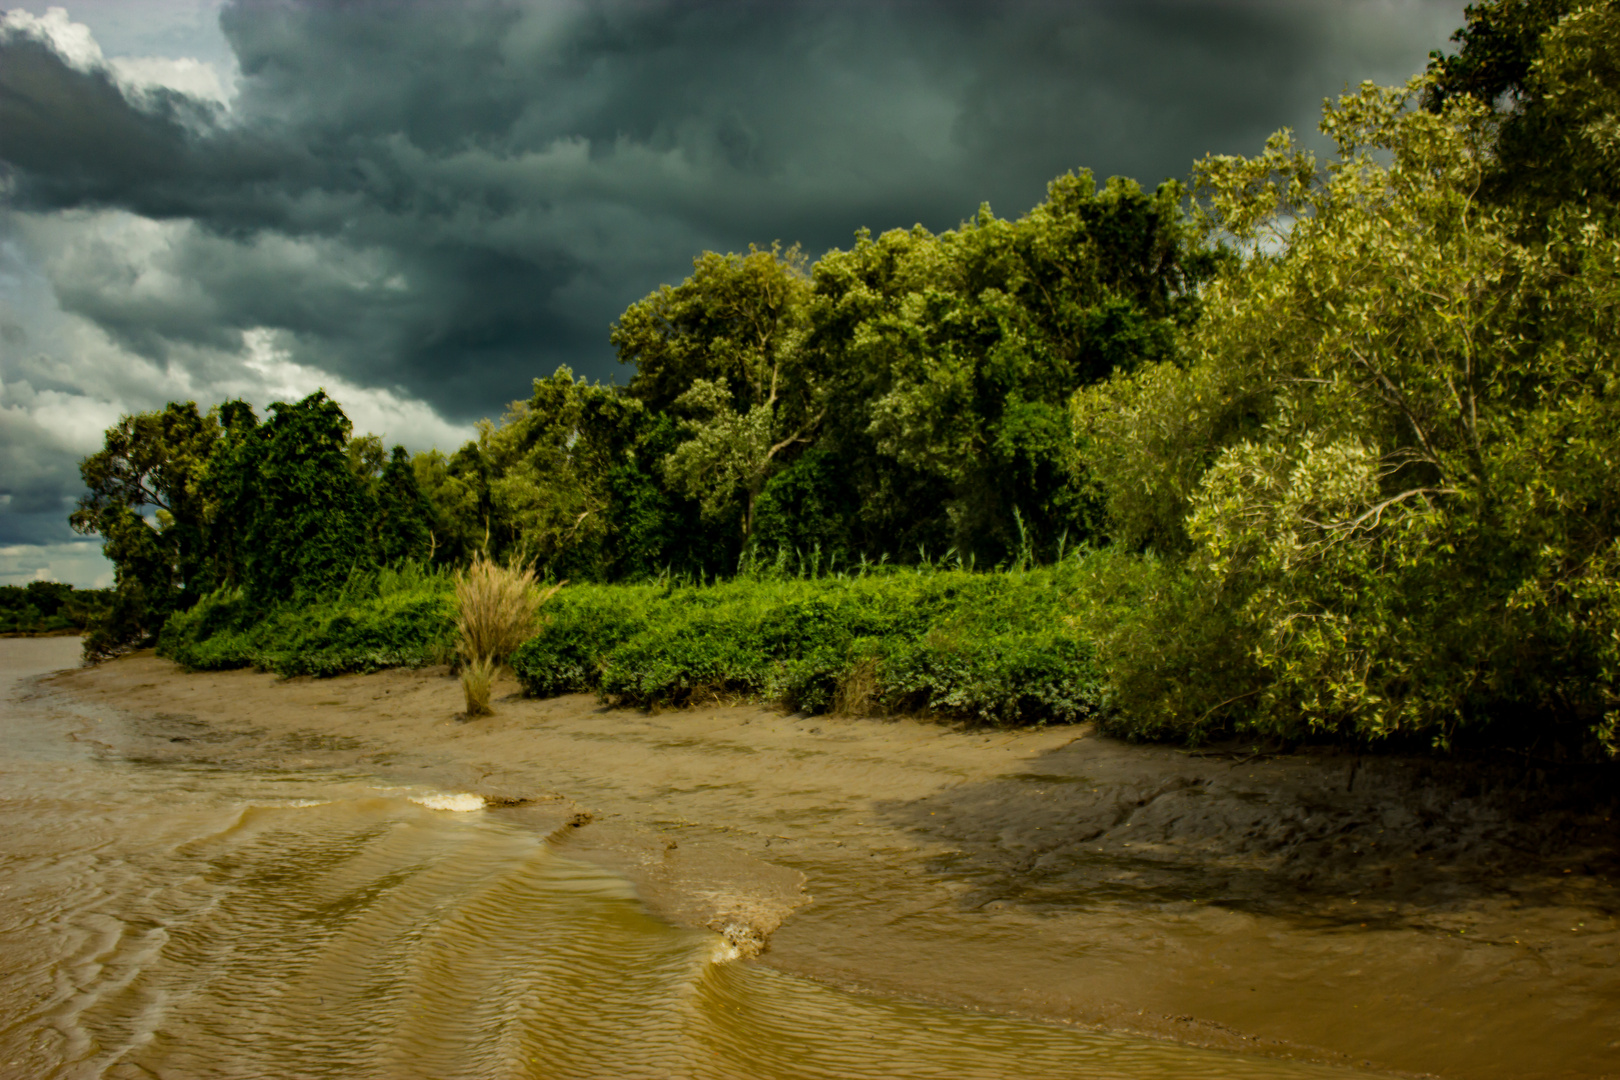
[44,652,1620,1079]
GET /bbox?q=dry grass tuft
[455,553,562,717]
[832,656,881,717]
[461,655,496,716]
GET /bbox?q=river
[0,636,1391,1079]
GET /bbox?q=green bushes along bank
[159,563,456,677]
[511,564,1104,724]
[159,559,1108,727]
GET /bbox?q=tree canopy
[70,0,1620,760]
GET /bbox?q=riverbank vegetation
[158,554,1110,724]
[0,582,112,636]
[77,1,1620,758]
[454,555,561,716]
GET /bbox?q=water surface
[2,638,1374,1078]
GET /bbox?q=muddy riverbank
[45,651,1620,1079]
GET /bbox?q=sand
[44,652,1620,1079]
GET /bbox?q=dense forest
[73,0,1620,757]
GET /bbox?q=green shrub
[508,585,655,696]
[0,582,113,636]
[510,565,1108,726]
[159,563,455,676]
[159,555,1110,728]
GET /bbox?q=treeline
[77,0,1620,756]
[401,168,1208,579]
[73,170,1205,647]
[0,582,111,635]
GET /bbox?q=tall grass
[454,554,562,716]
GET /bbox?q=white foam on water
[411,793,485,812]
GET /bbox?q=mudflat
[48,652,1620,1080]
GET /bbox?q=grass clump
[453,554,562,716]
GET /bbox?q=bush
[158,563,456,676]
[0,582,112,635]
[505,586,652,696]
[158,555,1110,729]
[510,565,1109,726]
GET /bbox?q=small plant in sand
[454,553,562,716]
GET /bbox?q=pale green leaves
[1075,68,1620,751]
[663,378,776,523]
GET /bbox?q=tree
[374,445,437,564]
[808,173,1213,564]
[346,433,386,488]
[1076,77,1620,754]
[71,401,221,654]
[411,441,492,566]
[1427,0,1620,219]
[209,391,376,605]
[613,243,821,541]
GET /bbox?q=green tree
[374,445,437,564]
[1427,0,1619,219]
[808,173,1213,563]
[1076,77,1620,753]
[346,433,386,489]
[411,441,492,566]
[612,244,821,541]
[211,391,377,605]
[747,446,859,567]
[71,401,222,654]
[411,368,725,580]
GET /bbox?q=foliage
[158,562,455,676]
[415,369,728,580]
[803,172,1216,564]
[374,445,437,564]
[0,582,113,635]
[210,392,378,606]
[1076,75,1620,753]
[509,564,1106,726]
[1427,0,1619,220]
[71,401,222,655]
[614,244,821,541]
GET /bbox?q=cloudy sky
[1,0,1468,587]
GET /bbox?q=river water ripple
[1,637,1377,1079]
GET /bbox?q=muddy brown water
[3,637,1617,1078]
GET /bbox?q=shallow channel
[0,636,1380,1080]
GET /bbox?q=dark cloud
[1,0,1469,423]
[0,400,89,546]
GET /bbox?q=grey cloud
[0,395,88,545]
[3,0,1469,421]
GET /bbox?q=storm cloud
[0,0,1466,580]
